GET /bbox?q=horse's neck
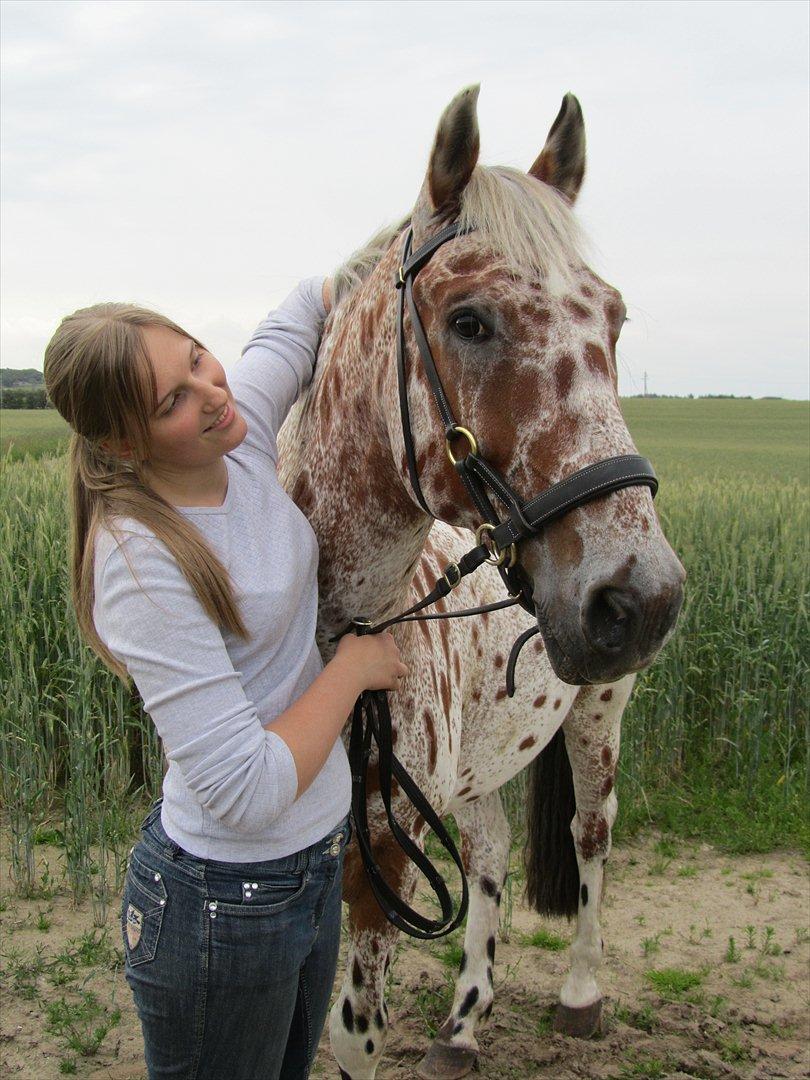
[278,254,431,638]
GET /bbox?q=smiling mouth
[205,402,233,432]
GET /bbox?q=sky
[1,0,808,398]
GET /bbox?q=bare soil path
[1,833,807,1079]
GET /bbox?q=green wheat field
[1,399,808,910]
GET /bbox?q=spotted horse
[277,85,685,1079]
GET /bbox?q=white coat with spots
[277,87,685,1079]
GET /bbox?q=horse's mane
[331,165,587,308]
[331,216,410,308]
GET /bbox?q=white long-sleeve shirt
[93,279,351,861]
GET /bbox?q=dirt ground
[1,832,807,1079]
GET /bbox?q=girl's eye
[451,312,489,341]
[161,352,202,415]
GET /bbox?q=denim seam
[190,898,210,1080]
[299,972,314,1072]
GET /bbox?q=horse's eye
[451,312,489,341]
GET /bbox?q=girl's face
[142,323,248,473]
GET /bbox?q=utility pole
[643,370,648,397]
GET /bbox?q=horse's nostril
[582,587,640,654]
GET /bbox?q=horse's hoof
[417,1038,478,1080]
[553,998,602,1038]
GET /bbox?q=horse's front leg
[329,834,418,1079]
[418,790,511,1080]
[555,675,634,1037]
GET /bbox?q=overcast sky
[2,0,808,398]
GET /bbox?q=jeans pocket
[205,867,308,916]
[122,851,168,967]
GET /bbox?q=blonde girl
[44,279,407,1079]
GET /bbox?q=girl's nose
[203,383,228,412]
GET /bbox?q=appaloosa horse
[277,86,685,1080]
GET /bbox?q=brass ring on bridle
[445,426,478,467]
[475,522,518,568]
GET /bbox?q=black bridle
[330,223,658,939]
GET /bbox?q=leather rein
[330,223,658,939]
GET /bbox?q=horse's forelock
[457,166,589,289]
[331,165,588,314]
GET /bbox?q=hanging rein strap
[331,542,520,939]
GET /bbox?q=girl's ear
[101,437,133,460]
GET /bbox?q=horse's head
[397,86,684,685]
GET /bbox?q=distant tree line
[626,393,769,400]
[0,369,53,409]
[2,386,52,409]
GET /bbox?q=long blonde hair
[44,302,248,681]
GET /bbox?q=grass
[619,397,810,486]
[0,921,124,1066]
[617,1052,670,1078]
[44,991,122,1057]
[524,928,568,951]
[612,1001,658,1032]
[0,409,71,461]
[644,966,706,998]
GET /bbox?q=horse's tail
[524,727,580,918]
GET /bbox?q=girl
[43,278,407,1079]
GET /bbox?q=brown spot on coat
[519,736,536,751]
[601,745,612,767]
[600,689,613,702]
[291,472,314,514]
[423,710,437,774]
[554,353,576,399]
[533,694,546,708]
[578,811,610,861]
[494,653,504,668]
[564,298,591,321]
[584,342,609,377]
[439,672,451,717]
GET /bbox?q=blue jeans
[121,799,349,1079]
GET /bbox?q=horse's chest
[452,677,578,804]
[399,613,577,805]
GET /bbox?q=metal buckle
[475,523,518,568]
[442,563,462,590]
[445,426,478,467]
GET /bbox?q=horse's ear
[427,85,481,214]
[528,93,586,204]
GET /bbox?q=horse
[276,85,685,1080]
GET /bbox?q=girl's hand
[322,278,333,315]
[334,630,408,693]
